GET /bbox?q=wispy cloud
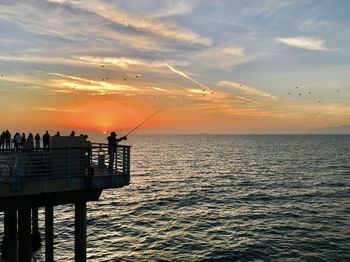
[0,1,177,54]
[236,96,261,105]
[217,81,275,99]
[0,55,81,66]
[51,73,138,93]
[194,45,248,69]
[48,0,211,46]
[276,36,328,50]
[78,56,164,69]
[150,2,193,18]
[151,87,168,92]
[36,107,79,112]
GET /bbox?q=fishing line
[124,109,162,137]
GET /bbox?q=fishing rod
[124,109,162,137]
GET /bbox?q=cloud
[0,1,178,54]
[0,55,81,66]
[236,96,261,105]
[36,107,79,112]
[194,45,248,69]
[78,56,165,69]
[150,2,192,18]
[298,19,334,31]
[276,36,328,50]
[48,0,211,46]
[151,87,168,92]
[51,73,138,93]
[217,81,275,99]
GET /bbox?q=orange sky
[0,1,350,134]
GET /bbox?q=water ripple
[1,135,350,261]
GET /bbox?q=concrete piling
[8,208,18,262]
[75,201,87,262]
[31,207,42,251]
[18,206,32,262]
[1,209,9,260]
[45,205,54,262]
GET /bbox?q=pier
[0,136,131,261]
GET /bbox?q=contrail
[236,96,261,105]
[165,63,210,91]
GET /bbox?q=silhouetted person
[43,131,50,151]
[21,133,26,146]
[0,131,4,150]
[107,131,127,169]
[4,130,11,150]
[15,133,23,151]
[25,133,34,150]
[27,133,33,143]
[55,131,60,137]
[13,133,18,151]
[70,130,75,136]
[35,133,40,149]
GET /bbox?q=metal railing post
[123,147,127,176]
[114,148,118,173]
[127,147,130,184]
[67,149,71,188]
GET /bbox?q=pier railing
[91,143,131,178]
[0,144,131,195]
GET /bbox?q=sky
[0,0,349,134]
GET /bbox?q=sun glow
[66,101,150,132]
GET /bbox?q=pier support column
[1,210,9,260]
[45,205,54,262]
[32,207,41,251]
[8,208,18,262]
[18,206,32,262]
[75,201,87,262]
[1,208,18,261]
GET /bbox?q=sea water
[1,135,350,261]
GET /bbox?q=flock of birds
[95,64,215,102]
[286,85,341,104]
[0,67,343,106]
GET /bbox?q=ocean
[1,135,350,261]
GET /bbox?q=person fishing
[107,109,161,169]
[107,131,127,169]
